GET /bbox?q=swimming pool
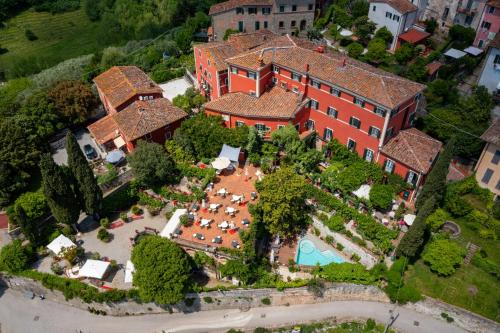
[295,239,346,266]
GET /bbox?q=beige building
[475,119,500,199]
[209,0,315,41]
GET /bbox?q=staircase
[464,242,480,265]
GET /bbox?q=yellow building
[475,119,500,199]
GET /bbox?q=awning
[160,209,187,238]
[79,259,110,279]
[443,48,466,59]
[211,157,231,170]
[47,234,75,255]
[464,46,483,56]
[219,144,241,162]
[404,214,416,226]
[124,260,135,283]
[113,136,126,148]
[352,184,371,200]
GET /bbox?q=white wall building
[369,0,418,50]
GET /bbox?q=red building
[88,66,187,153]
[196,33,442,201]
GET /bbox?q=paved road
[0,289,466,333]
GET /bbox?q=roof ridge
[286,34,297,47]
[404,128,442,144]
[400,131,425,172]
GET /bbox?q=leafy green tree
[424,18,437,34]
[353,16,375,41]
[128,140,177,188]
[255,167,308,238]
[347,42,364,58]
[416,137,455,210]
[246,127,262,155]
[396,196,436,258]
[351,0,369,18]
[14,205,39,244]
[11,190,48,224]
[405,57,427,83]
[172,87,205,114]
[48,81,98,124]
[449,25,476,45]
[394,43,416,64]
[131,236,192,304]
[270,124,299,148]
[365,38,387,63]
[66,132,102,216]
[40,154,80,225]
[219,259,253,284]
[425,208,449,232]
[369,184,394,210]
[423,238,466,276]
[374,26,393,43]
[223,29,239,40]
[0,240,29,273]
[16,91,62,139]
[0,161,26,206]
[307,27,323,41]
[0,118,42,171]
[332,6,353,28]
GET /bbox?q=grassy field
[0,8,104,78]
[405,260,499,321]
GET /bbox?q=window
[349,117,361,129]
[482,21,492,29]
[255,21,260,30]
[292,72,301,81]
[238,21,244,32]
[393,15,400,22]
[255,123,267,132]
[478,40,484,48]
[310,99,319,109]
[306,120,315,130]
[262,7,271,14]
[271,77,278,84]
[295,123,300,131]
[390,108,399,118]
[207,59,211,66]
[310,79,320,88]
[248,7,257,14]
[408,112,416,126]
[386,12,392,19]
[347,139,356,151]
[323,128,333,141]
[277,124,285,129]
[330,87,340,97]
[481,168,494,184]
[374,106,386,117]
[292,5,297,11]
[264,21,268,28]
[292,86,299,94]
[364,149,374,162]
[308,4,313,10]
[273,65,279,73]
[235,121,245,127]
[279,21,284,28]
[368,126,381,138]
[231,67,238,74]
[224,78,228,85]
[406,171,419,187]
[280,5,285,12]
[236,7,244,14]
[291,20,296,27]
[489,6,495,14]
[247,71,257,79]
[384,159,395,173]
[493,150,500,164]
[327,106,338,118]
[281,82,287,89]
[386,127,394,138]
[494,54,500,64]
[442,7,449,20]
[372,5,376,11]
[354,97,365,107]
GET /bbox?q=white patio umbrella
[211,157,231,170]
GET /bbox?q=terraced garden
[0,8,104,78]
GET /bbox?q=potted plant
[131,205,143,216]
[120,212,128,223]
[100,217,111,229]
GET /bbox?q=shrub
[51,262,63,275]
[319,263,375,284]
[425,208,448,232]
[25,29,38,41]
[184,298,195,307]
[351,253,361,262]
[369,184,394,210]
[0,240,30,273]
[100,218,111,229]
[203,296,213,303]
[120,212,128,222]
[347,42,364,59]
[131,205,142,215]
[97,228,111,243]
[261,297,271,305]
[326,215,345,232]
[325,235,334,244]
[336,243,344,251]
[422,239,466,276]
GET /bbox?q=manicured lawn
[0,8,104,78]
[405,260,500,321]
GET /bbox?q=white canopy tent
[79,259,110,279]
[160,209,187,238]
[352,184,371,200]
[47,234,75,256]
[218,144,241,167]
[464,46,483,56]
[403,214,417,226]
[443,48,466,59]
[124,260,135,283]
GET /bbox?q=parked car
[83,144,97,160]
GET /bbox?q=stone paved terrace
[178,165,260,249]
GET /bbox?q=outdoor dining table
[231,195,243,203]
[193,233,205,240]
[212,236,222,244]
[226,207,236,214]
[200,219,212,227]
[219,221,229,229]
[209,203,219,211]
[217,188,228,196]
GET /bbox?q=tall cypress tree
[65,132,102,218]
[40,154,80,225]
[15,205,38,245]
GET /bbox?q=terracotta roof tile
[398,28,431,44]
[93,66,162,110]
[426,61,443,75]
[227,46,425,109]
[209,0,273,15]
[204,86,307,119]
[381,128,443,174]
[114,98,187,141]
[480,118,500,146]
[88,114,119,144]
[369,0,417,14]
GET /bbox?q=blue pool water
[295,239,346,266]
